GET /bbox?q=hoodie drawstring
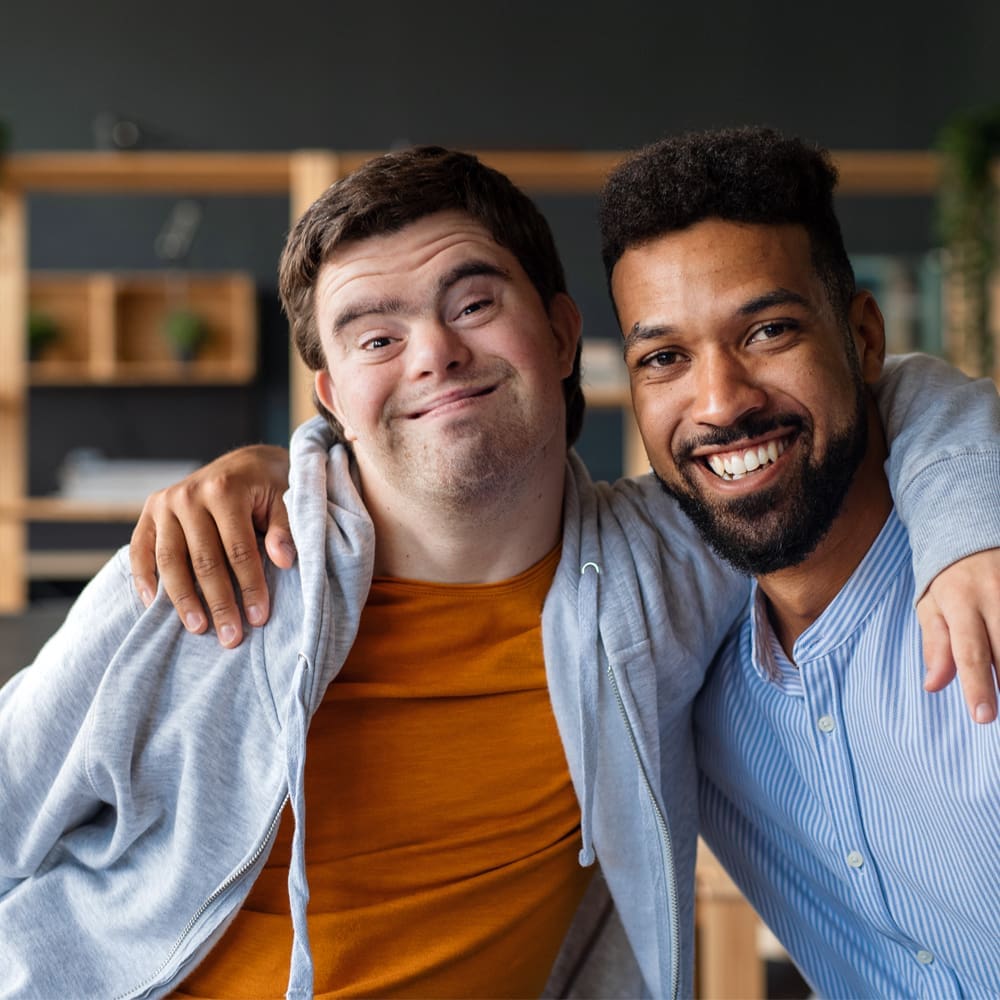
[576,560,602,867]
[284,654,315,999]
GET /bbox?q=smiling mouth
[408,385,497,419]
[703,436,790,481]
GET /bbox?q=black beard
[656,393,869,576]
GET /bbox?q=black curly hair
[599,126,856,322]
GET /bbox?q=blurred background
[2,0,998,609]
[1,4,998,994]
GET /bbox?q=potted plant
[936,105,1000,377]
[27,311,59,361]
[162,308,208,362]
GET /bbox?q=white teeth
[705,437,788,481]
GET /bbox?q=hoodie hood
[277,417,375,997]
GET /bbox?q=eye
[455,297,494,320]
[359,334,395,351]
[747,320,796,344]
[636,348,685,369]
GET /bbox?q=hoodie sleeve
[874,354,1000,597]
[0,549,143,894]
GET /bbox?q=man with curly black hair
[602,126,1000,996]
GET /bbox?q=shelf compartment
[114,273,256,379]
[27,271,257,385]
[28,273,115,380]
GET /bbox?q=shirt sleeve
[874,353,1000,596]
[0,549,142,894]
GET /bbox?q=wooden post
[0,182,28,611]
[287,151,343,433]
[695,841,766,999]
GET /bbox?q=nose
[689,350,767,427]
[406,319,472,379]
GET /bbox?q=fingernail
[975,702,995,724]
[220,624,238,645]
[247,604,264,626]
[140,587,154,608]
[184,612,204,632]
[280,541,297,563]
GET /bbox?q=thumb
[262,494,296,569]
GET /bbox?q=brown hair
[279,145,584,445]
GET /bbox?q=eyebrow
[623,322,674,355]
[737,287,812,315]
[623,286,814,353]
[331,259,511,334]
[438,260,511,293]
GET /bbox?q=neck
[359,454,567,584]
[757,400,892,658]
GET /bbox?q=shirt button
[818,715,836,733]
[846,851,864,869]
[916,950,934,965]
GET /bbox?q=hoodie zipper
[114,795,289,1000]
[606,662,680,1000]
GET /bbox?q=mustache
[675,414,804,460]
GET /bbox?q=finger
[983,604,1000,693]
[946,614,997,724]
[262,499,297,571]
[151,512,210,636]
[917,596,956,693]
[129,510,161,608]
[171,503,248,649]
[212,514,270,628]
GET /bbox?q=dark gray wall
[3,0,999,503]
[5,2,998,151]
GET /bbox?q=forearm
[874,353,1000,594]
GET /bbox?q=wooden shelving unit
[0,146,968,617]
[0,152,315,611]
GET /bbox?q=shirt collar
[748,509,909,684]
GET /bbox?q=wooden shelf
[26,549,120,580]
[583,384,631,408]
[5,497,144,522]
[2,152,293,194]
[28,271,257,384]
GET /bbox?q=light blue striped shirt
[695,510,1000,998]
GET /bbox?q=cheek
[633,391,683,461]
[328,376,387,439]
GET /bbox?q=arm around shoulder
[875,353,1000,593]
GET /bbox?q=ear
[314,369,358,443]
[547,292,583,377]
[848,291,886,384]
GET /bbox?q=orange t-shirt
[174,546,589,998]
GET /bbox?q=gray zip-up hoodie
[1,354,998,999]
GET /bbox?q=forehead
[316,210,514,306]
[611,220,822,318]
